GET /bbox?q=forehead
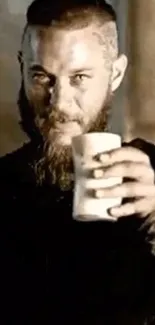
[24,25,106,71]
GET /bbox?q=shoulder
[0,142,33,181]
[0,142,37,204]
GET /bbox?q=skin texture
[20,23,155,219]
[20,24,126,190]
[22,24,115,146]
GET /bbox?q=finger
[93,162,154,183]
[94,146,150,166]
[109,197,155,218]
[95,182,155,198]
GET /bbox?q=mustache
[43,109,83,126]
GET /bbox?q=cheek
[29,85,46,102]
[76,81,109,117]
[25,80,48,109]
[23,69,47,106]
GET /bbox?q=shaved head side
[21,0,118,63]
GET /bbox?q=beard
[18,81,113,191]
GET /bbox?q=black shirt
[1,139,155,325]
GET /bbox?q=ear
[111,54,128,92]
[17,50,24,73]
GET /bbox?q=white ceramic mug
[71,132,122,221]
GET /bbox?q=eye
[71,74,89,86]
[32,73,49,84]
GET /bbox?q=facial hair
[18,81,113,191]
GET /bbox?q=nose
[49,78,73,114]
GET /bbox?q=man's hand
[93,145,155,219]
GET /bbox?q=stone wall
[124,0,155,144]
[0,0,31,156]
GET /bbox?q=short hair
[21,0,119,61]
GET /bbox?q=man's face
[21,25,114,189]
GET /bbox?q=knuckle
[121,205,129,215]
[151,186,155,197]
[125,161,133,171]
[143,153,151,165]
[129,182,138,195]
[136,199,149,215]
[136,201,143,213]
[111,185,120,196]
[122,183,131,196]
[129,204,136,215]
[149,168,155,182]
[113,164,123,174]
[144,165,155,182]
[123,203,134,215]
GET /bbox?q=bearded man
[1,0,155,324]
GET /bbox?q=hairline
[21,20,119,64]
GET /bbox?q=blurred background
[1,0,155,156]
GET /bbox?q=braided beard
[18,82,113,191]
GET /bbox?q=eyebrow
[29,64,94,75]
[69,68,94,74]
[29,64,48,73]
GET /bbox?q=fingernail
[95,190,103,198]
[109,208,116,215]
[110,207,119,216]
[99,154,109,163]
[94,169,104,178]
